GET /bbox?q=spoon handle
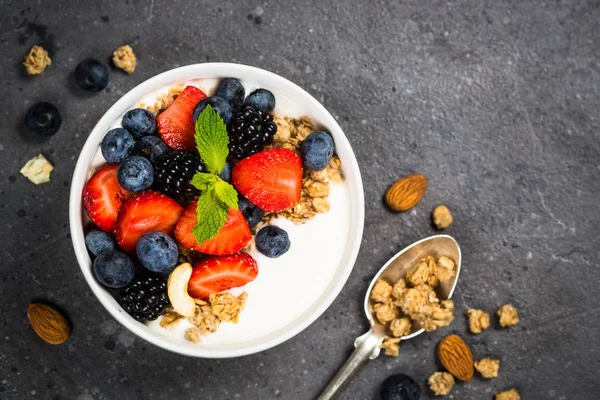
[317,329,384,400]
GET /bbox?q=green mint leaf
[191,172,217,192]
[194,104,229,175]
[192,188,228,244]
[214,178,239,209]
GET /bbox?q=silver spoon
[318,235,462,400]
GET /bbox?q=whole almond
[27,303,70,345]
[437,334,474,381]
[385,174,427,211]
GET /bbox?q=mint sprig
[192,189,229,244]
[194,104,229,175]
[191,105,239,245]
[215,179,238,208]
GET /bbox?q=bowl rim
[69,62,365,358]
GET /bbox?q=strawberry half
[116,190,184,252]
[157,85,207,151]
[232,148,303,212]
[188,253,258,300]
[175,201,252,255]
[83,165,133,232]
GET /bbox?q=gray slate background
[1,0,599,399]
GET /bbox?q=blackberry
[153,151,205,203]
[228,106,277,159]
[120,275,170,322]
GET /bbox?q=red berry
[157,86,207,151]
[231,148,303,212]
[175,201,252,255]
[188,253,258,300]
[115,191,184,252]
[83,165,133,232]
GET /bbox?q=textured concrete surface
[1,0,599,399]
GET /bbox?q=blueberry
[26,102,62,137]
[101,128,134,164]
[379,374,421,400]
[192,96,232,125]
[132,136,169,163]
[301,131,335,171]
[117,155,154,192]
[74,59,109,92]
[85,230,117,256]
[238,197,264,229]
[255,225,290,258]
[244,88,275,113]
[215,78,245,111]
[93,250,135,288]
[136,232,179,274]
[122,108,158,139]
[219,162,232,182]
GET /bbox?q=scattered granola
[374,300,399,324]
[144,85,185,115]
[495,388,520,400]
[466,308,490,334]
[497,304,520,327]
[391,279,406,300]
[164,291,248,343]
[389,317,411,338]
[306,181,330,198]
[189,299,220,336]
[371,279,392,303]
[20,154,53,184]
[112,45,137,74]
[380,337,401,357]
[371,255,457,356]
[406,256,435,286]
[209,292,247,323]
[428,371,455,396]
[23,45,51,75]
[159,310,183,328]
[434,256,456,282]
[474,357,500,378]
[184,327,202,343]
[432,205,453,229]
[311,197,330,213]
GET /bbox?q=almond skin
[437,334,474,381]
[27,303,70,345]
[386,174,427,212]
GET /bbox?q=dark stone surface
[1,1,598,399]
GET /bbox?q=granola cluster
[371,255,457,356]
[497,304,520,327]
[495,388,521,400]
[428,371,455,396]
[20,154,53,185]
[23,45,51,75]
[475,357,500,378]
[466,308,490,334]
[160,291,247,343]
[142,85,185,115]
[112,45,137,74]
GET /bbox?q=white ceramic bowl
[69,63,364,358]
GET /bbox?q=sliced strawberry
[175,201,252,255]
[83,165,133,232]
[116,190,184,252]
[188,253,258,299]
[157,85,207,151]
[232,148,303,212]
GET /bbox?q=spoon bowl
[365,235,461,339]
[318,235,461,399]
